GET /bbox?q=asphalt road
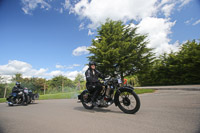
[0,90,200,133]
[134,85,200,91]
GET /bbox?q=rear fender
[78,89,88,100]
[34,93,39,100]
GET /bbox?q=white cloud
[20,0,192,55]
[88,29,94,35]
[82,65,88,72]
[63,0,71,9]
[49,70,63,77]
[135,17,179,55]
[73,64,80,67]
[55,65,65,69]
[72,46,89,56]
[49,65,88,80]
[0,60,88,81]
[0,60,48,78]
[178,0,192,8]
[69,0,191,29]
[65,71,80,80]
[52,65,88,80]
[70,0,159,29]
[55,64,80,69]
[67,0,191,55]
[79,22,85,30]
[192,19,200,26]
[47,70,82,80]
[184,18,193,25]
[21,0,51,15]
[161,3,175,17]
[54,8,64,13]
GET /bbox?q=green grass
[0,98,6,103]
[38,89,155,100]
[134,89,155,94]
[0,89,154,103]
[39,92,79,100]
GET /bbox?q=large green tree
[140,39,200,85]
[88,20,154,82]
[175,39,200,84]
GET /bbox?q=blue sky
[0,0,200,81]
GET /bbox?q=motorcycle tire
[117,89,140,114]
[81,90,94,110]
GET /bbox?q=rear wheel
[117,89,140,114]
[81,91,94,109]
[28,96,32,104]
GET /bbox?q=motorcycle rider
[7,82,24,104]
[85,61,104,106]
[12,82,23,92]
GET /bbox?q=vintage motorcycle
[79,77,140,114]
[7,88,29,106]
[24,88,39,104]
[7,88,39,106]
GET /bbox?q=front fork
[114,87,135,106]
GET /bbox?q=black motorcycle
[26,89,39,104]
[7,88,29,106]
[79,77,140,114]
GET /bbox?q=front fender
[125,86,135,90]
[114,86,134,106]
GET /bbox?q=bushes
[138,40,200,86]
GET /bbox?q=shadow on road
[74,106,123,114]
[5,102,39,107]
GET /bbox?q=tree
[0,75,4,84]
[74,73,84,83]
[0,75,5,98]
[49,75,74,92]
[140,39,200,86]
[176,39,200,84]
[12,73,23,82]
[88,19,154,83]
[74,73,85,90]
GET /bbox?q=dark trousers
[87,84,103,102]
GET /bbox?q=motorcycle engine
[96,97,109,107]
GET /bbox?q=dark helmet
[89,61,96,66]
[16,82,21,87]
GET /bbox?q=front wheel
[117,89,140,114]
[22,95,28,106]
[81,90,94,110]
[7,97,14,106]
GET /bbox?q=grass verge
[0,98,6,103]
[134,89,155,94]
[0,89,154,103]
[39,92,78,100]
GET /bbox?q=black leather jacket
[85,68,104,86]
[12,86,23,93]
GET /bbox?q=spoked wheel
[117,89,140,114]
[81,91,94,109]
